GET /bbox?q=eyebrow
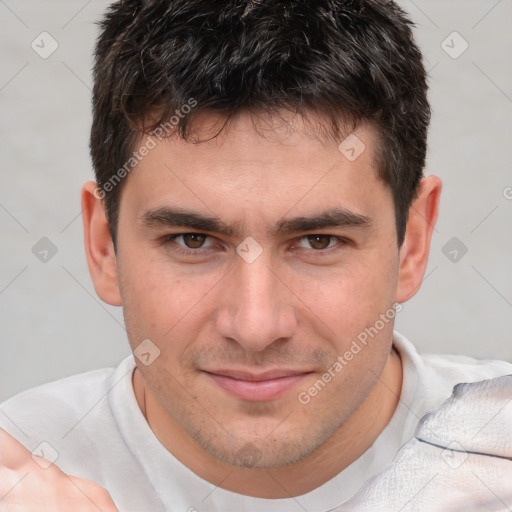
[273,208,372,235]
[139,207,240,237]
[139,206,372,237]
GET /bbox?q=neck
[132,347,402,498]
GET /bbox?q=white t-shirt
[1,331,511,512]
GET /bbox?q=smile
[203,370,311,402]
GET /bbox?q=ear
[81,181,122,306]
[396,175,442,303]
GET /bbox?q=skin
[0,429,118,511]
[81,110,441,498]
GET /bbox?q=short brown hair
[90,0,430,248]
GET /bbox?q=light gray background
[1,0,511,402]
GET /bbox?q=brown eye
[182,233,207,248]
[306,234,332,250]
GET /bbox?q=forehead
[118,111,392,231]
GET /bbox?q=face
[114,112,401,468]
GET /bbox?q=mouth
[202,369,312,402]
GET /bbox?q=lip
[203,369,311,402]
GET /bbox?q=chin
[191,424,327,469]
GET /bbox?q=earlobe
[81,181,122,306]
[396,176,442,303]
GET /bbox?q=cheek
[118,255,220,353]
[290,255,398,343]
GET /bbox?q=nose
[215,252,298,352]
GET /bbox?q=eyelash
[163,234,218,256]
[162,233,350,257]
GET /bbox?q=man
[1,0,511,510]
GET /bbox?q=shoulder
[338,374,512,511]
[394,330,512,388]
[0,356,135,445]
[416,373,512,456]
[420,350,512,379]
[418,350,512,400]
[1,365,116,411]
[392,330,512,426]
